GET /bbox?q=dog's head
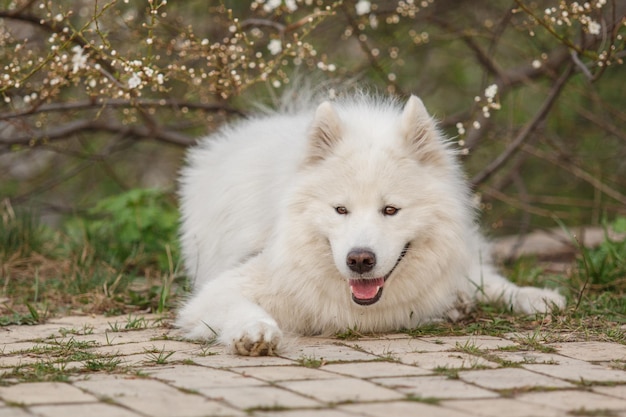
[289,95,472,306]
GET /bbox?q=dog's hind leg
[469,262,566,314]
[468,234,566,314]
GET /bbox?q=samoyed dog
[177,93,565,356]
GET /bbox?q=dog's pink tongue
[349,277,384,299]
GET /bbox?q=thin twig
[339,3,404,95]
[470,61,575,187]
[521,144,626,206]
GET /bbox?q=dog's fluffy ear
[401,95,447,166]
[305,101,342,165]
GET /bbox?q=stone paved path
[1,314,626,417]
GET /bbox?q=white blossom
[484,84,498,101]
[71,46,88,73]
[355,0,371,16]
[264,0,281,12]
[587,20,601,35]
[285,0,297,12]
[268,39,282,55]
[128,72,142,89]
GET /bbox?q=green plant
[576,218,626,292]
[297,355,324,368]
[84,357,122,372]
[66,188,179,271]
[143,346,175,365]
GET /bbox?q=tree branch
[0,98,245,121]
[0,119,195,149]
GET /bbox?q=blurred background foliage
[0,0,625,317]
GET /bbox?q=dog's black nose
[346,249,376,274]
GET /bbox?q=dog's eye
[383,206,399,216]
[335,206,349,215]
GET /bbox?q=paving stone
[279,377,404,403]
[593,385,626,400]
[525,362,626,383]
[442,398,564,417]
[0,342,49,355]
[371,375,499,399]
[397,351,498,370]
[147,364,264,388]
[28,403,144,417]
[233,365,338,381]
[90,339,201,357]
[459,367,575,390]
[0,382,96,405]
[197,385,320,410]
[549,341,626,362]
[74,375,243,417]
[191,352,295,368]
[49,314,160,329]
[488,350,586,366]
[517,389,626,412]
[339,338,450,356]
[322,361,430,378]
[342,400,477,417]
[255,409,358,417]
[280,342,380,362]
[419,335,519,351]
[0,407,34,417]
[0,354,41,368]
[55,328,169,347]
[1,324,75,343]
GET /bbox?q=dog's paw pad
[514,287,566,314]
[233,322,282,356]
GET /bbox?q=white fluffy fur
[177,94,565,356]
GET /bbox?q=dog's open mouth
[349,243,410,306]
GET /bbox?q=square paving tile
[419,336,519,351]
[517,389,626,412]
[233,365,338,381]
[340,338,450,356]
[342,400,477,417]
[442,398,564,417]
[255,409,360,417]
[397,351,498,370]
[75,376,243,417]
[147,364,264,388]
[280,343,380,362]
[549,341,626,362]
[192,353,295,368]
[197,385,320,410]
[0,382,96,405]
[371,375,499,399]
[279,377,404,403]
[593,385,626,400]
[525,362,626,383]
[459,367,575,390]
[29,403,144,417]
[0,407,33,417]
[322,361,430,379]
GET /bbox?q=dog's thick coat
[177,94,565,355]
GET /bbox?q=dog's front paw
[231,321,282,356]
[513,287,566,314]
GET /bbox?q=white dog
[176,93,565,356]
